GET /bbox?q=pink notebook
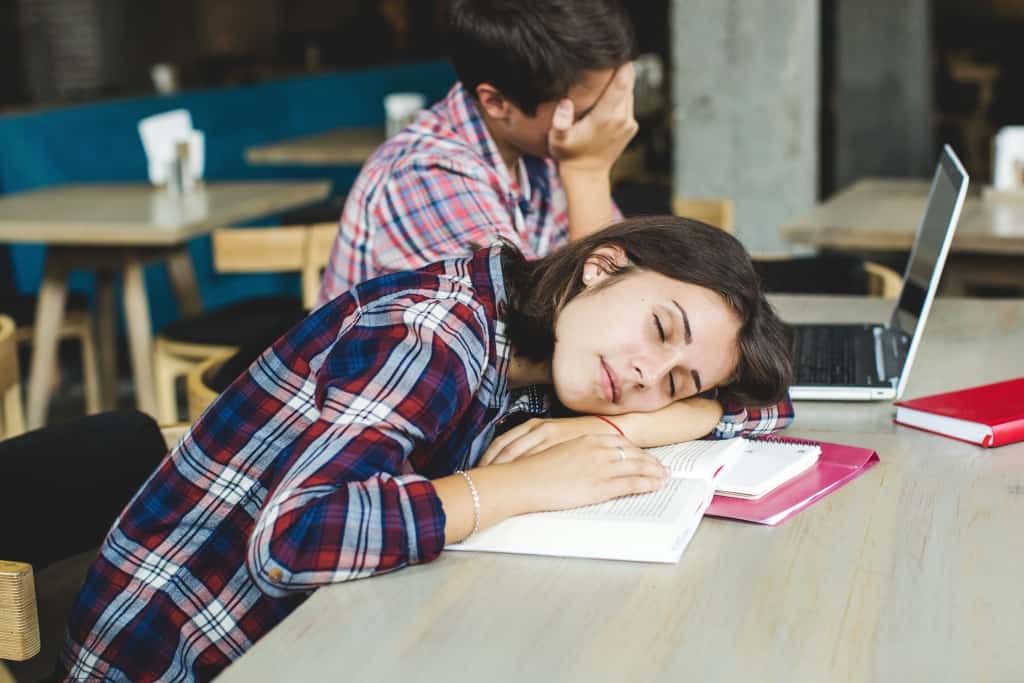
[706,436,879,526]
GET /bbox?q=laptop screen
[892,147,968,340]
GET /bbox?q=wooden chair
[672,197,902,298]
[672,197,736,234]
[0,315,25,439]
[176,225,335,421]
[302,223,338,309]
[0,411,184,676]
[153,223,336,424]
[0,297,101,420]
[0,314,30,673]
[185,353,231,422]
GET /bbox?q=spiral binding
[747,434,821,447]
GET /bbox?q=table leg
[165,246,203,317]
[95,268,119,410]
[26,256,70,429]
[122,259,158,417]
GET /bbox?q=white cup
[150,63,179,95]
[384,92,426,138]
[993,126,1024,191]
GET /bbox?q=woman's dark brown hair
[501,216,793,407]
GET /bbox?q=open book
[448,439,745,563]
[448,437,832,563]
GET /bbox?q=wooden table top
[245,127,385,166]
[218,295,1024,683]
[782,178,1024,254]
[0,181,330,246]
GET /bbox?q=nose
[632,346,682,390]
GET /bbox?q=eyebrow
[672,300,692,344]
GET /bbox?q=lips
[600,357,620,404]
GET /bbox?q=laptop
[788,145,969,401]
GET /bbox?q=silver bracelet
[455,469,481,538]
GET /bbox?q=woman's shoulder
[353,247,504,330]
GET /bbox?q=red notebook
[706,436,879,526]
[893,377,1024,448]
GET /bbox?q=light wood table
[0,181,329,427]
[217,295,1024,683]
[781,178,1024,292]
[245,127,385,166]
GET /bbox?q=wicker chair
[0,412,181,679]
[153,223,337,424]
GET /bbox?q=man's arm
[549,63,638,239]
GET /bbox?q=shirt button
[268,568,283,582]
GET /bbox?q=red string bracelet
[595,415,624,437]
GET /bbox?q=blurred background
[2,1,1021,234]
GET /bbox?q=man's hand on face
[548,62,639,175]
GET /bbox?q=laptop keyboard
[792,325,874,385]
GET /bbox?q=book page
[646,438,745,482]
[548,477,713,523]
[447,476,715,563]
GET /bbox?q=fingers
[490,431,546,465]
[551,99,574,132]
[593,62,636,118]
[480,420,533,466]
[603,474,668,499]
[606,445,668,476]
[611,453,669,480]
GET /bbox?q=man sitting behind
[317,0,638,305]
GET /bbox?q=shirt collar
[443,83,510,184]
[444,82,546,209]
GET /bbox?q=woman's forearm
[609,397,724,447]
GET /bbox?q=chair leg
[26,260,70,429]
[78,322,102,415]
[2,384,26,437]
[153,344,184,425]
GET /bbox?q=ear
[581,244,630,288]
[475,83,513,122]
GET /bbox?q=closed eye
[653,313,666,342]
[654,314,677,396]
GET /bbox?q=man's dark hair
[501,216,794,407]
[447,0,636,115]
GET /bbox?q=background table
[217,295,1024,683]
[245,127,385,166]
[781,178,1024,292]
[0,181,329,427]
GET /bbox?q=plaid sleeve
[371,159,517,272]
[707,394,796,439]
[247,293,489,596]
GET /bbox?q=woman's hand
[480,416,618,466]
[508,434,669,513]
